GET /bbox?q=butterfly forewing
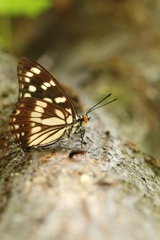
[10,57,79,148]
[17,57,78,118]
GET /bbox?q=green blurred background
[0,0,160,159]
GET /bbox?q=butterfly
[10,57,117,149]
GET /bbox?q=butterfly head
[78,114,91,126]
[83,114,91,126]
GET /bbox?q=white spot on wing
[41,85,47,91]
[36,101,47,108]
[50,80,56,86]
[41,117,65,125]
[19,76,30,83]
[55,96,66,103]
[55,109,65,119]
[29,85,36,92]
[65,108,72,114]
[31,112,42,118]
[19,103,25,107]
[35,106,45,113]
[43,98,52,103]
[66,115,73,124]
[31,126,42,134]
[15,110,20,114]
[24,77,30,83]
[16,133,20,138]
[30,117,65,125]
[24,93,32,98]
[43,82,51,87]
[31,67,41,74]
[25,72,33,77]
[30,118,41,123]
[20,84,24,89]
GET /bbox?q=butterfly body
[10,57,116,149]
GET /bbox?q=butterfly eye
[82,115,90,126]
[83,115,88,123]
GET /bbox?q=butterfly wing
[10,57,78,148]
[17,57,78,118]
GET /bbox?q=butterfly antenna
[86,94,117,115]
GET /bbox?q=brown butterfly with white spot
[10,57,117,149]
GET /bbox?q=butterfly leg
[80,129,87,146]
[74,128,87,147]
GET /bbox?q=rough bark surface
[0,131,160,240]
